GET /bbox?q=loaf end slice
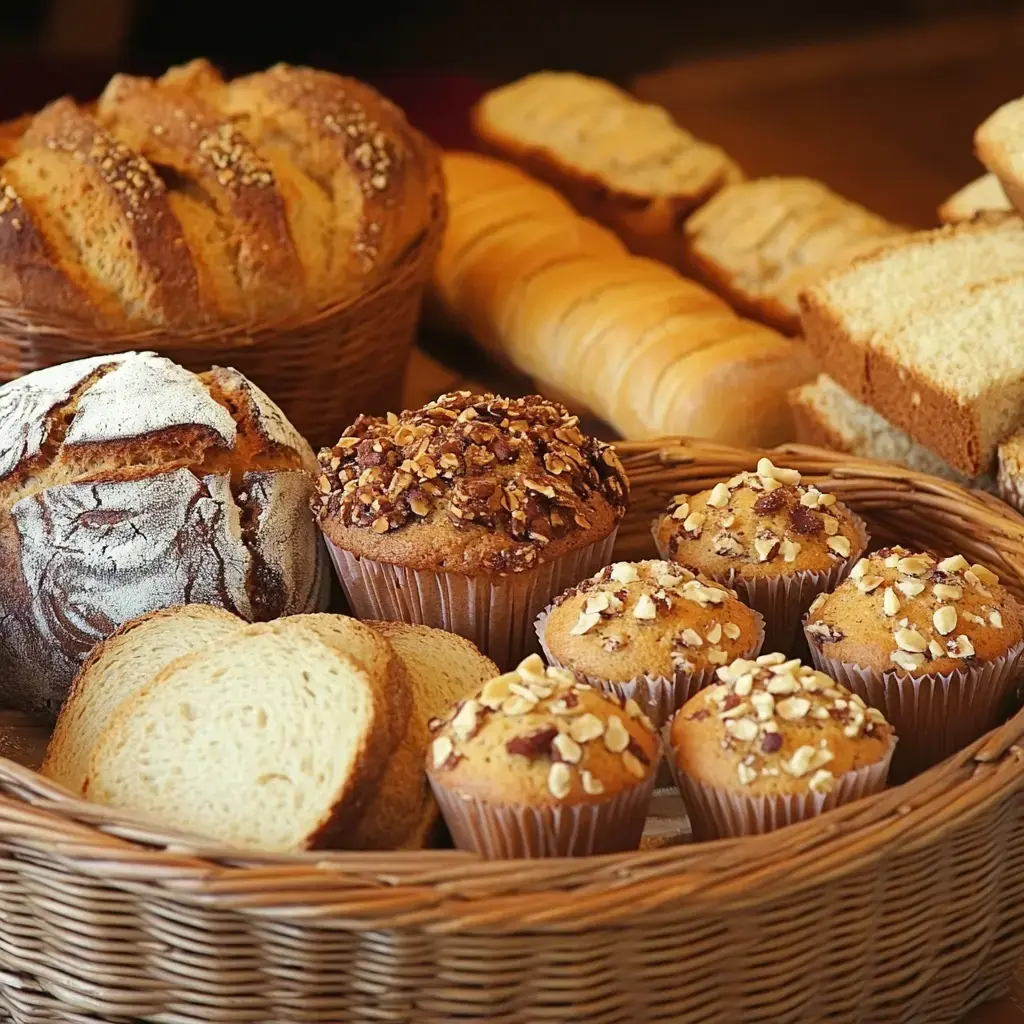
[85,622,392,852]
[41,604,244,796]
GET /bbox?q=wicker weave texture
[0,440,1022,1023]
[0,188,446,453]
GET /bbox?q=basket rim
[0,437,1022,931]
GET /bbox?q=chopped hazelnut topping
[882,588,901,616]
[933,605,958,636]
[949,635,976,658]
[632,594,657,620]
[737,762,758,785]
[705,623,723,645]
[780,538,801,563]
[610,562,639,584]
[570,713,605,743]
[621,750,648,779]
[933,583,963,601]
[938,554,970,573]
[776,696,811,720]
[808,769,835,794]
[570,611,601,635]
[431,736,455,769]
[894,627,928,653]
[671,502,691,521]
[548,762,572,800]
[989,610,1003,628]
[827,535,852,558]
[897,555,932,577]
[683,511,707,536]
[581,770,604,795]
[679,628,703,647]
[849,560,867,580]
[552,733,583,764]
[706,647,729,665]
[971,563,999,586]
[723,622,742,640]
[891,650,925,671]
[707,482,731,508]
[604,715,630,753]
[896,578,925,598]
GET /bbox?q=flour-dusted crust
[66,353,236,448]
[0,351,326,716]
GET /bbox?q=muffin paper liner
[662,723,896,841]
[652,501,869,660]
[427,772,657,858]
[534,606,766,728]
[322,531,617,670]
[804,626,1024,782]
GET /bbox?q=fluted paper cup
[805,630,1024,782]
[323,531,616,670]
[534,606,766,728]
[653,502,869,660]
[663,723,896,840]
[428,773,656,858]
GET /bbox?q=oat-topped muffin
[803,546,1024,778]
[314,391,629,668]
[426,653,658,857]
[537,559,764,725]
[667,652,895,839]
[652,457,868,655]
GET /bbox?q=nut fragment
[727,717,759,742]
[933,583,963,601]
[706,647,729,665]
[933,605,958,636]
[679,628,704,647]
[707,482,731,508]
[621,750,647,779]
[431,736,455,769]
[989,609,1003,628]
[705,623,723,645]
[891,649,925,671]
[754,536,779,562]
[552,733,583,764]
[604,715,630,753]
[671,502,690,521]
[723,622,742,640]
[633,594,657,620]
[827,535,851,558]
[857,575,885,594]
[756,457,801,485]
[808,769,835,794]
[480,675,514,709]
[610,562,639,584]
[548,762,572,800]
[570,611,602,635]
[683,511,707,536]
[783,745,818,778]
[580,770,604,795]
[569,713,605,743]
[949,634,976,658]
[776,696,811,720]
[781,538,801,563]
[737,762,758,785]
[451,700,480,741]
[882,588,901,617]
[937,554,970,573]
[896,578,925,598]
[894,628,928,653]
[750,692,775,720]
[897,556,932,576]
[971,563,999,585]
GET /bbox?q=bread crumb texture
[315,391,628,574]
[670,652,893,796]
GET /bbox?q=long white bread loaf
[435,151,816,446]
[354,622,498,850]
[799,216,1024,477]
[85,620,393,852]
[471,72,741,265]
[683,177,901,333]
[41,605,244,795]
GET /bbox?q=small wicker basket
[0,439,1023,1024]
[0,175,446,452]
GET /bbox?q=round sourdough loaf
[0,351,328,716]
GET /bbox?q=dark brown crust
[17,98,205,327]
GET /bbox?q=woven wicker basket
[1,438,1023,1024]
[0,176,446,451]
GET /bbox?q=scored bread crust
[0,351,328,717]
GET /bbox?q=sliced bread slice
[84,620,392,852]
[799,217,1024,476]
[41,604,244,796]
[939,173,1012,224]
[352,622,498,850]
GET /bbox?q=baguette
[683,177,901,333]
[799,216,1024,476]
[435,151,816,446]
[471,72,741,264]
[939,173,1012,224]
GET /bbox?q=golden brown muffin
[669,652,893,799]
[804,546,1024,676]
[540,559,762,684]
[314,391,628,575]
[653,457,863,579]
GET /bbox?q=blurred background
[1,0,1024,224]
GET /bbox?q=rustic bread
[683,177,901,333]
[434,151,816,446]
[975,98,1024,217]
[41,605,244,795]
[0,351,328,716]
[471,72,741,265]
[84,620,393,852]
[939,174,1012,224]
[799,217,1024,476]
[354,621,498,850]
[789,374,975,486]
[0,60,440,328]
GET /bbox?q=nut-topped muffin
[314,391,628,667]
[536,559,764,725]
[426,654,659,857]
[652,457,868,656]
[803,545,1024,779]
[667,652,895,839]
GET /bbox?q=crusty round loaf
[0,59,441,328]
[0,351,328,716]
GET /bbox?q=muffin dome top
[669,653,893,797]
[804,546,1024,676]
[314,391,628,574]
[540,559,763,682]
[427,654,658,806]
[653,458,863,579]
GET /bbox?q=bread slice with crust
[939,174,1012,224]
[41,604,244,796]
[976,97,1024,216]
[84,619,392,852]
[352,622,498,850]
[799,216,1024,477]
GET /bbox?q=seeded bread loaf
[0,59,441,328]
[435,151,816,446]
[85,619,394,852]
[683,177,901,334]
[799,216,1024,476]
[0,351,328,715]
[938,174,1012,224]
[471,72,742,265]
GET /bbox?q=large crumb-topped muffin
[669,653,893,797]
[427,654,658,805]
[804,546,1024,676]
[653,457,862,578]
[314,391,628,575]
[540,560,762,682]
